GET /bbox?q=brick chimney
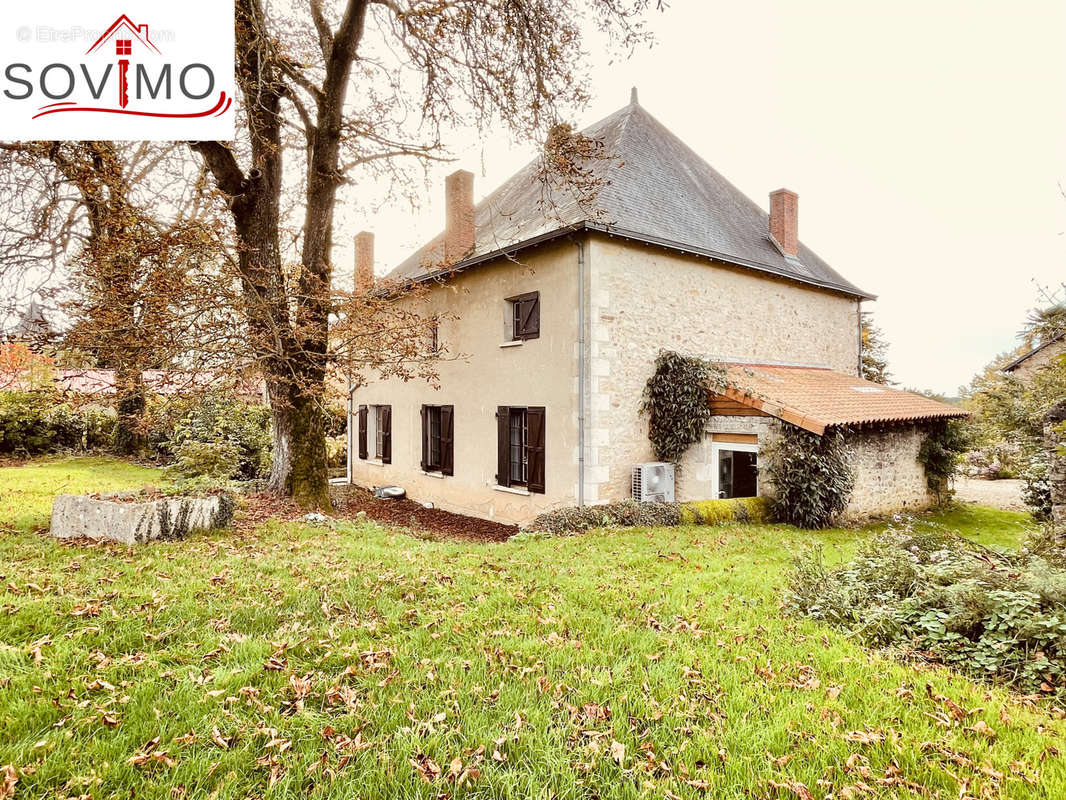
[769,188,799,258]
[354,231,374,291]
[444,169,474,264]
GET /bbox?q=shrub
[763,425,854,529]
[0,391,105,455]
[918,419,971,503]
[1021,454,1052,521]
[528,500,681,534]
[680,497,771,525]
[167,398,272,480]
[786,519,1066,695]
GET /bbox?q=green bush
[680,496,771,525]
[1021,455,1052,521]
[167,398,272,480]
[0,392,111,455]
[918,419,971,503]
[786,519,1066,695]
[763,425,854,529]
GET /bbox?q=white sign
[0,1,234,140]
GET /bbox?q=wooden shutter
[420,405,428,471]
[441,405,454,476]
[523,295,540,338]
[496,406,510,487]
[357,405,368,460]
[527,406,545,493]
[381,406,392,464]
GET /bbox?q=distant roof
[1002,332,1065,372]
[0,368,262,398]
[9,299,51,339]
[717,363,967,435]
[386,95,873,300]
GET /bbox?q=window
[508,408,528,485]
[116,40,132,56]
[507,292,540,341]
[712,443,758,499]
[426,316,440,355]
[421,405,453,475]
[496,406,544,493]
[357,404,391,464]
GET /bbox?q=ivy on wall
[641,351,727,465]
[763,425,854,529]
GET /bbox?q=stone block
[50,493,234,545]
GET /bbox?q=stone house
[346,92,964,524]
[1002,333,1065,384]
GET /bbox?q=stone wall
[587,235,862,505]
[843,425,934,519]
[678,415,934,521]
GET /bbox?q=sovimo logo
[1,2,234,141]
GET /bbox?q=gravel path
[955,477,1026,511]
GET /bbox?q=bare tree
[191,0,658,507]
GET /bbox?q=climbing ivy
[918,419,971,504]
[763,425,854,529]
[641,351,727,464]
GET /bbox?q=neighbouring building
[347,91,965,524]
[1002,332,1066,384]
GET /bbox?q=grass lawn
[0,457,1063,799]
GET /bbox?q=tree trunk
[266,379,331,508]
[112,367,146,455]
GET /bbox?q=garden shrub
[1021,454,1052,521]
[918,419,971,503]
[763,425,854,528]
[528,500,681,534]
[786,519,1066,695]
[166,398,272,480]
[0,391,108,455]
[680,496,771,525]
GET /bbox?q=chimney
[354,231,374,291]
[769,188,799,258]
[444,169,474,264]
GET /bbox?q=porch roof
[714,364,968,435]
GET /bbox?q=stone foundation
[50,493,234,545]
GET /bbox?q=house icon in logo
[86,15,161,109]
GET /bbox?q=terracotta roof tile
[717,364,967,435]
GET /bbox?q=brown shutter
[381,406,392,464]
[527,406,545,493]
[420,405,428,471]
[496,406,510,487]
[441,405,454,476]
[357,405,368,460]
[525,295,540,338]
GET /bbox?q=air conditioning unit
[632,462,675,503]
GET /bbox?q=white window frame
[710,442,759,500]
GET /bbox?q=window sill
[360,458,386,466]
[499,340,523,349]
[493,484,530,496]
[422,470,447,479]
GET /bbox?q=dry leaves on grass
[1,766,17,800]
[127,737,177,769]
[768,779,814,800]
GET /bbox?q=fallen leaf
[769,779,815,800]
[0,765,17,800]
[610,739,625,765]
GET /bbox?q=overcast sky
[338,0,1066,395]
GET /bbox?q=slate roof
[716,364,966,435]
[385,95,873,299]
[1002,332,1065,372]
